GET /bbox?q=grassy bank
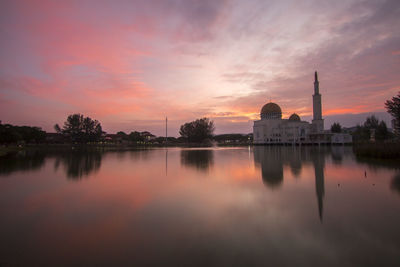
[353,142,400,159]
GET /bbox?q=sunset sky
[1,0,399,136]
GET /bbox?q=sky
[0,0,399,136]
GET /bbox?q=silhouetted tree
[330,122,342,133]
[129,131,144,142]
[364,115,379,129]
[352,115,389,141]
[385,92,400,135]
[352,124,370,141]
[0,123,46,144]
[116,131,129,140]
[55,114,103,143]
[377,121,389,140]
[179,118,215,143]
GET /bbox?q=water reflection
[352,151,399,197]
[391,173,400,195]
[331,146,344,164]
[353,153,400,170]
[254,147,283,188]
[165,149,168,176]
[180,149,214,172]
[310,148,325,222]
[54,150,102,180]
[1,147,400,266]
[129,149,151,161]
[288,149,302,178]
[254,146,327,221]
[0,149,103,180]
[0,150,46,176]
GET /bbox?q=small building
[141,131,156,141]
[105,134,122,143]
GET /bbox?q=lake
[0,146,399,266]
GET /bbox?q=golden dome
[260,102,282,119]
[289,113,301,121]
[261,102,281,114]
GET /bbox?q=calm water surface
[1,146,399,266]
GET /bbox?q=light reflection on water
[0,146,399,266]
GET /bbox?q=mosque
[253,72,352,145]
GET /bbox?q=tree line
[0,121,46,144]
[0,115,216,145]
[1,91,399,145]
[330,91,400,141]
[330,115,391,141]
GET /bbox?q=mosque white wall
[253,119,353,145]
[253,119,311,144]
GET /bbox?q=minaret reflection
[254,146,327,222]
[310,148,325,222]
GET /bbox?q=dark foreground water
[0,146,399,266]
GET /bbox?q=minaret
[312,71,324,132]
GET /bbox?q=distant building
[105,134,123,143]
[105,131,156,143]
[141,131,156,141]
[213,133,252,144]
[253,72,352,145]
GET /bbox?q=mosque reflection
[254,146,331,221]
[253,147,284,188]
[180,149,214,172]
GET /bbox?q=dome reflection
[254,146,329,222]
